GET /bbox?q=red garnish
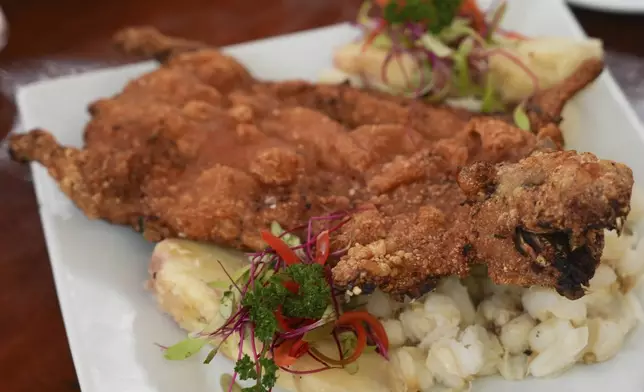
[274,339,310,367]
[498,29,527,41]
[261,230,300,266]
[458,0,487,35]
[310,322,368,366]
[306,311,390,367]
[338,311,390,351]
[315,230,331,265]
[282,280,300,294]
[275,306,292,332]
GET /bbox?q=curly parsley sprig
[382,0,464,34]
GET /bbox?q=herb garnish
[162,213,390,392]
[382,0,464,34]
[243,263,330,342]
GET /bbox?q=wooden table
[0,1,643,391]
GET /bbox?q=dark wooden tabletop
[0,1,643,391]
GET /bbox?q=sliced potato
[488,37,603,102]
[333,42,426,92]
[148,239,246,332]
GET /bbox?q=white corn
[438,277,477,326]
[383,319,406,348]
[497,352,528,381]
[522,287,587,325]
[584,318,625,363]
[367,289,397,319]
[528,318,575,353]
[478,293,521,328]
[500,314,536,355]
[528,326,589,377]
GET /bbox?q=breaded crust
[9,27,628,299]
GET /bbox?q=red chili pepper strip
[261,230,300,266]
[499,30,528,40]
[275,307,310,331]
[337,311,389,351]
[274,339,309,367]
[275,306,292,332]
[274,343,297,367]
[314,230,330,265]
[459,0,487,36]
[309,322,367,366]
[290,339,310,358]
[282,280,300,294]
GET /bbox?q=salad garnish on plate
[327,0,603,113]
[164,217,390,392]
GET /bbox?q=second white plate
[568,0,644,14]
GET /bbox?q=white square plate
[16,1,644,391]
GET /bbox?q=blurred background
[0,0,643,391]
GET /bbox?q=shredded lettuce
[339,332,360,374]
[486,1,508,40]
[270,221,302,248]
[370,34,394,49]
[219,290,235,319]
[203,347,219,364]
[357,0,373,26]
[164,336,209,360]
[480,74,505,113]
[232,264,252,283]
[419,33,453,58]
[438,17,473,42]
[440,18,485,46]
[513,102,531,131]
[453,38,475,96]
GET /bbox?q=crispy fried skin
[332,151,633,300]
[9,130,146,226]
[459,151,632,298]
[113,27,602,145]
[9,27,629,299]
